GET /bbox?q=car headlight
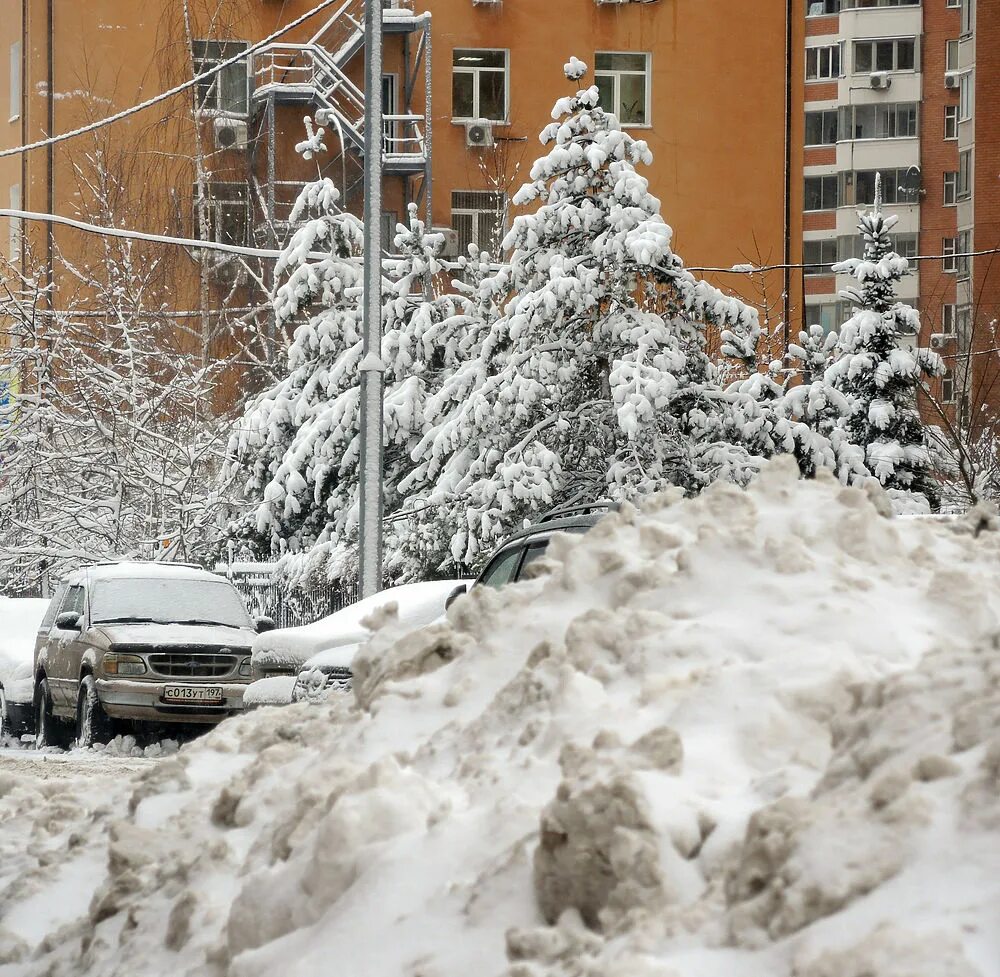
[238,658,252,677]
[103,652,147,676]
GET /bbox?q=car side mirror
[444,584,468,610]
[255,616,276,634]
[55,611,82,631]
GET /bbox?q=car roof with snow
[253,579,471,671]
[61,561,225,585]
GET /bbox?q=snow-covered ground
[0,458,997,977]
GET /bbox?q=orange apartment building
[801,0,1000,430]
[1,0,803,411]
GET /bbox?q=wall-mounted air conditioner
[465,119,494,149]
[945,72,960,89]
[869,72,891,90]
[433,226,460,258]
[214,117,249,151]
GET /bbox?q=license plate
[162,685,224,704]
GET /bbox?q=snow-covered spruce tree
[399,57,763,574]
[225,123,461,587]
[828,175,943,507]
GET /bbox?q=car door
[477,543,527,589]
[47,582,86,711]
[513,538,552,582]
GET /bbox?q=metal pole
[358,0,384,598]
[424,18,432,230]
[267,93,278,349]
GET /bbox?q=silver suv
[33,562,269,748]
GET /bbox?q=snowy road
[0,745,156,780]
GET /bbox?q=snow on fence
[215,562,358,629]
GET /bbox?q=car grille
[322,667,353,693]
[148,650,239,678]
[294,665,353,702]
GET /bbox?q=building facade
[801,0,999,426]
[1,0,801,410]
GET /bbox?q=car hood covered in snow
[0,460,998,977]
[252,579,471,673]
[93,622,255,651]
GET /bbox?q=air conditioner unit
[930,333,953,349]
[214,117,249,151]
[869,72,892,90]
[465,119,494,149]
[432,225,460,258]
[945,72,960,89]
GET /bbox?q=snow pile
[1,458,998,976]
[0,598,48,705]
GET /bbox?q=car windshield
[91,578,252,629]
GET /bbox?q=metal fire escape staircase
[250,0,432,233]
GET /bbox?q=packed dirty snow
[0,458,997,977]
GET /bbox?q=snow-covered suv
[32,562,268,748]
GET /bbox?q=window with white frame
[946,0,960,8]
[452,49,507,122]
[942,304,957,335]
[451,190,507,256]
[8,184,20,259]
[946,39,960,72]
[838,231,916,260]
[806,0,839,15]
[806,44,841,80]
[842,0,919,7]
[595,53,651,126]
[944,104,958,139]
[192,40,249,115]
[9,41,20,121]
[959,71,972,120]
[944,171,958,205]
[806,303,840,335]
[844,168,920,206]
[853,38,916,74]
[942,369,955,404]
[957,303,971,339]
[960,0,974,35]
[805,109,838,145]
[839,102,918,139]
[957,229,971,276]
[804,174,838,211]
[943,237,958,273]
[958,149,972,201]
[195,182,249,247]
[803,238,837,275]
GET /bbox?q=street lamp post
[358,0,385,598]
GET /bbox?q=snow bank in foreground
[0,458,998,977]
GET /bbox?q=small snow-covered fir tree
[828,175,943,506]
[225,123,460,587]
[401,57,763,573]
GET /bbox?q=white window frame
[594,52,652,128]
[958,149,972,201]
[942,371,955,404]
[803,238,838,276]
[195,181,250,248]
[946,0,960,8]
[944,171,958,206]
[806,0,839,16]
[804,108,838,146]
[852,37,917,75]
[451,190,508,256]
[946,39,960,73]
[451,49,509,123]
[942,304,956,335]
[9,41,20,122]
[943,237,958,273]
[806,44,841,81]
[944,104,958,140]
[960,0,974,36]
[191,39,249,118]
[959,72,973,121]
[8,183,20,260]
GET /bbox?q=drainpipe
[782,0,793,356]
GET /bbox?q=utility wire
[688,247,1000,274]
[0,0,344,160]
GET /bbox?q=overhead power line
[0,0,344,160]
[688,247,1000,274]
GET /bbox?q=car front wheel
[35,678,71,750]
[76,675,114,749]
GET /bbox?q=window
[957,229,971,276]
[595,53,651,126]
[39,584,68,632]
[196,182,249,247]
[845,168,920,206]
[842,0,920,7]
[479,545,524,588]
[853,38,916,74]
[942,304,956,335]
[944,105,958,140]
[806,0,840,14]
[806,303,840,335]
[959,72,972,121]
[806,44,841,80]
[57,585,86,625]
[957,303,972,339]
[958,150,972,201]
[452,49,507,122]
[803,238,837,275]
[946,0,960,8]
[942,371,955,404]
[451,190,507,256]
[943,237,958,273]
[8,184,20,260]
[9,41,20,120]
[837,231,917,261]
[804,174,838,211]
[945,40,960,73]
[961,0,974,35]
[192,40,249,115]
[805,109,838,145]
[839,102,918,140]
[944,171,958,205]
